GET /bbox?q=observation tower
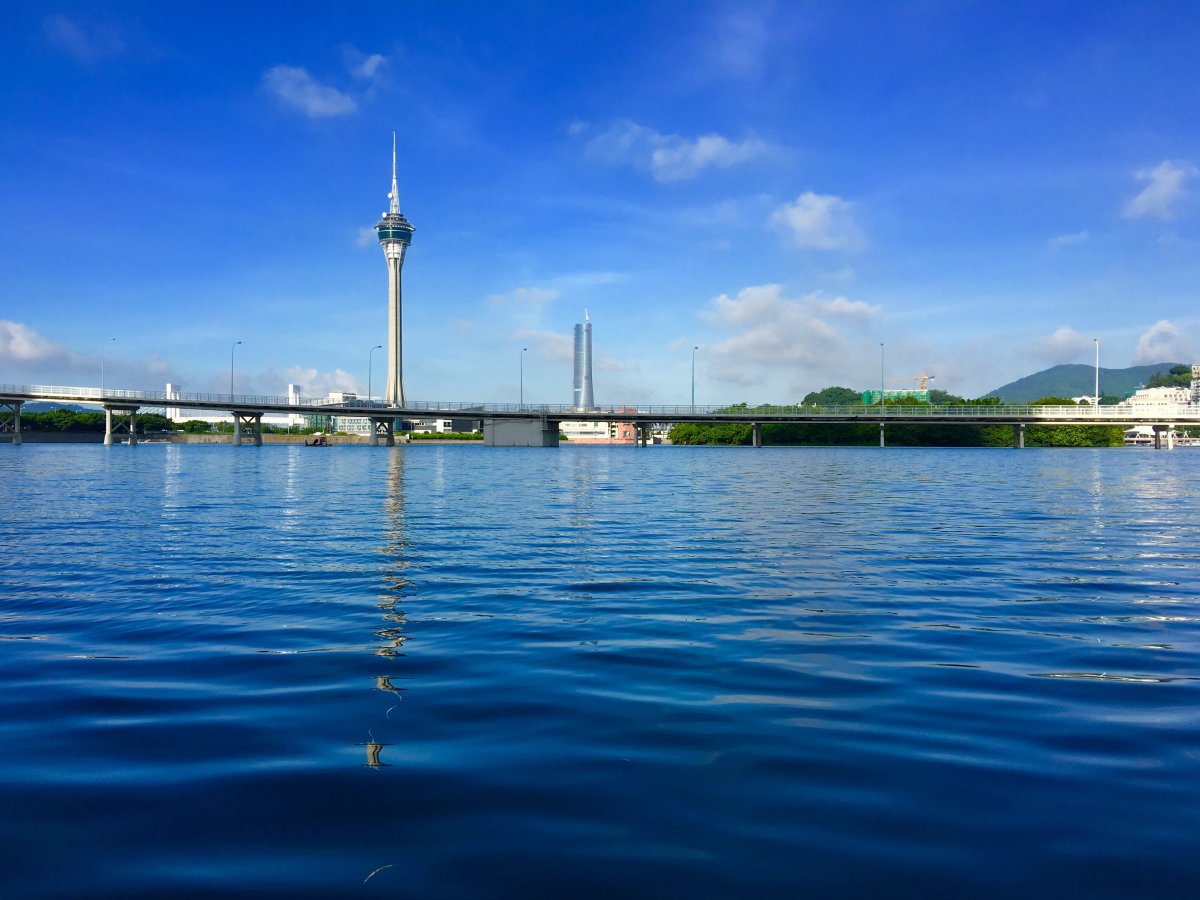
[376,134,416,407]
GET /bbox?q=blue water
[1,443,1199,897]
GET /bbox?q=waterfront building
[375,134,416,408]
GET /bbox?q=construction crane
[895,373,936,390]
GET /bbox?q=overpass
[3,383,1199,448]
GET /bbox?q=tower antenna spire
[389,131,400,214]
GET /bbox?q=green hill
[984,362,1185,403]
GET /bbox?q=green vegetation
[23,410,172,433]
[1146,365,1193,389]
[667,392,1126,447]
[408,431,483,441]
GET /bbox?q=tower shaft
[573,318,594,410]
[385,252,406,406]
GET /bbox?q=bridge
[3,383,1199,449]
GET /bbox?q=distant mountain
[23,402,91,412]
[984,363,1185,403]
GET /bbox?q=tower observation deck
[376,133,416,407]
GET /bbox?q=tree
[801,386,861,406]
[181,420,213,433]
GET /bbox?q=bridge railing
[0,385,1191,421]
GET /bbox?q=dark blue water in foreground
[2,444,1199,898]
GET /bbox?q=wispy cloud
[515,329,573,362]
[1132,320,1194,365]
[43,15,126,62]
[1034,326,1093,364]
[701,284,879,389]
[579,120,770,182]
[770,192,863,251]
[262,65,357,119]
[349,52,386,82]
[0,320,76,366]
[1124,161,1197,221]
[710,6,772,79]
[488,286,561,308]
[1048,230,1089,248]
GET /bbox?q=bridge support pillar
[232,412,263,446]
[103,405,139,445]
[752,422,762,448]
[483,417,559,447]
[879,422,885,448]
[1153,425,1165,450]
[369,417,395,447]
[0,400,22,445]
[1012,424,1025,449]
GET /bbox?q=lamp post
[1093,338,1100,411]
[368,344,382,405]
[691,346,699,413]
[520,347,528,408]
[100,337,116,393]
[230,341,242,402]
[880,342,885,414]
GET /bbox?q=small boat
[305,435,329,447]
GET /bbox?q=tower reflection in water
[362,448,411,769]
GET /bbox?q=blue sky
[2,1,1198,404]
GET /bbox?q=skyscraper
[573,311,595,410]
[375,134,416,407]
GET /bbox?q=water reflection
[361,448,412,771]
[377,448,411,658]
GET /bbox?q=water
[1,443,1198,898]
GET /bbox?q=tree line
[668,393,1127,447]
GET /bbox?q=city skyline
[2,2,1199,404]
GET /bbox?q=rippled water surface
[2,443,1199,897]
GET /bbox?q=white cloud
[581,120,769,182]
[701,284,879,390]
[1048,230,1089,248]
[0,320,73,365]
[1132,320,1194,365]
[355,226,377,248]
[262,65,357,119]
[770,192,863,250]
[1034,326,1093,364]
[1124,161,1197,221]
[280,365,360,397]
[43,15,126,62]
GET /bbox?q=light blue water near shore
[1,443,1199,898]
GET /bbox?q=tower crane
[895,373,936,390]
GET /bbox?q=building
[560,416,636,444]
[573,312,595,411]
[375,134,416,408]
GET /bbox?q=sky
[2,1,1199,405]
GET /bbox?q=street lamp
[230,341,242,401]
[880,342,885,414]
[520,347,528,408]
[691,346,699,412]
[100,337,116,393]
[368,344,383,405]
[1093,338,1100,411]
